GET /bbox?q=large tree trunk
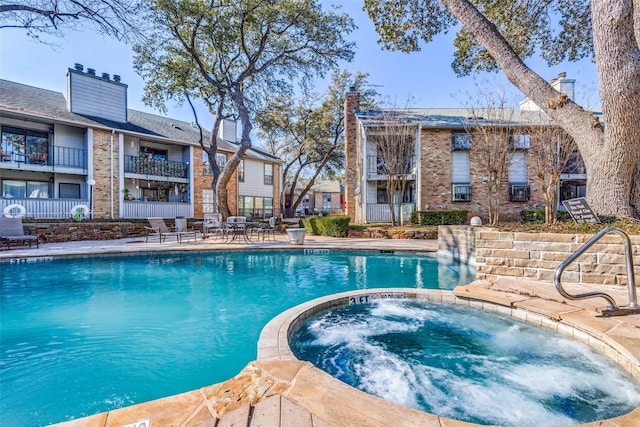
[217,91,253,218]
[439,0,640,217]
[589,0,640,217]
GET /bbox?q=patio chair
[256,216,277,242]
[203,213,224,240]
[0,217,39,249]
[145,217,197,244]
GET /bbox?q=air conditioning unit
[509,184,530,202]
[451,184,472,201]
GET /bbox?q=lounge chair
[145,217,197,243]
[0,217,39,249]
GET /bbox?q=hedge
[300,215,350,237]
[410,210,468,226]
[520,209,571,223]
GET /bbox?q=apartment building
[344,73,587,224]
[0,64,281,220]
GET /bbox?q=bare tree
[0,0,149,42]
[257,70,376,218]
[528,119,579,224]
[367,110,418,226]
[464,91,518,225]
[364,0,640,218]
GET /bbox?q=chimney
[551,71,575,100]
[67,64,128,123]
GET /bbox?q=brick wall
[92,129,119,219]
[439,225,640,286]
[419,128,545,222]
[192,146,240,218]
[344,90,360,220]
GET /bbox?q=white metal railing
[121,201,191,219]
[0,198,88,219]
[366,203,415,223]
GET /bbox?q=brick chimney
[67,64,128,123]
[344,87,360,220]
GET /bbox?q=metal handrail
[554,227,638,316]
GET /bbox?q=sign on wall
[562,197,600,224]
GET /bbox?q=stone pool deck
[2,235,639,427]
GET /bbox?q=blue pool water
[290,299,640,427]
[0,250,474,426]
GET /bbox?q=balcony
[366,155,416,180]
[125,156,188,178]
[366,203,415,223]
[0,146,87,170]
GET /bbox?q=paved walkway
[0,233,438,260]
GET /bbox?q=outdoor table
[222,221,259,243]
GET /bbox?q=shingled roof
[0,79,280,162]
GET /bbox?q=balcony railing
[0,146,87,170]
[366,203,415,223]
[125,156,188,178]
[121,201,191,219]
[54,146,87,169]
[0,198,88,219]
[366,155,416,179]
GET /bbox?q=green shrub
[410,210,468,226]
[300,217,319,234]
[520,209,571,223]
[301,215,350,237]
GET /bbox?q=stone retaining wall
[23,222,149,243]
[347,228,437,240]
[438,225,640,287]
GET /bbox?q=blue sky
[0,1,599,133]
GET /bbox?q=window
[2,180,50,198]
[510,132,531,149]
[202,189,215,214]
[238,196,274,219]
[216,153,227,170]
[451,150,471,202]
[452,184,472,201]
[140,146,167,161]
[264,163,273,185]
[1,126,49,163]
[238,160,245,182]
[202,152,227,175]
[451,132,472,150]
[322,193,332,210]
[509,151,529,201]
[509,184,530,202]
[59,183,81,198]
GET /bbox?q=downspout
[361,122,367,224]
[110,130,115,219]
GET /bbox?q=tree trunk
[589,0,640,217]
[217,90,253,218]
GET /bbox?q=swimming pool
[290,298,640,427]
[0,250,474,426]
